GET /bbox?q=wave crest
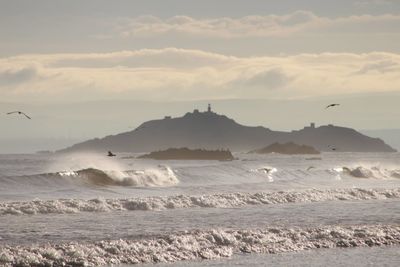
[58,166,178,187]
[0,165,179,190]
[0,225,399,266]
[331,166,400,179]
[1,187,399,216]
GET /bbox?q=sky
[0,0,399,152]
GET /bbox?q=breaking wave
[330,166,400,179]
[1,187,399,216]
[251,167,277,182]
[58,166,178,187]
[1,165,179,188]
[247,165,400,182]
[0,225,399,266]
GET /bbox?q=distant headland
[59,104,396,153]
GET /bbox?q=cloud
[1,49,400,101]
[354,60,400,74]
[47,48,235,69]
[115,11,400,39]
[0,67,39,86]
[234,68,294,90]
[117,11,321,38]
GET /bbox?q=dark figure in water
[107,151,116,157]
[259,168,272,174]
[328,145,337,151]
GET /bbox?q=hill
[59,106,396,153]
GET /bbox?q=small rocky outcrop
[250,142,320,155]
[138,148,235,160]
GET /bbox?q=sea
[0,152,400,266]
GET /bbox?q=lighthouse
[207,103,212,113]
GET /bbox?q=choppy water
[0,152,400,266]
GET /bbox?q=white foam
[1,187,399,216]
[112,166,179,186]
[45,153,180,187]
[0,225,399,266]
[250,167,277,182]
[331,165,400,179]
[8,165,179,188]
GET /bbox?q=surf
[0,165,179,190]
[1,187,399,216]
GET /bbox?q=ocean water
[0,152,400,266]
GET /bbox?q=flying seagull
[307,166,315,171]
[6,111,31,119]
[325,104,340,109]
[107,151,116,157]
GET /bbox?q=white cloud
[1,48,400,101]
[117,11,321,38]
[115,11,400,39]
[231,68,294,91]
[354,59,400,74]
[46,48,235,69]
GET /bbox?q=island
[59,104,396,153]
[249,142,320,155]
[138,148,235,161]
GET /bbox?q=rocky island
[250,142,320,155]
[59,105,396,153]
[138,148,235,160]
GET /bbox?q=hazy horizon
[1,97,400,153]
